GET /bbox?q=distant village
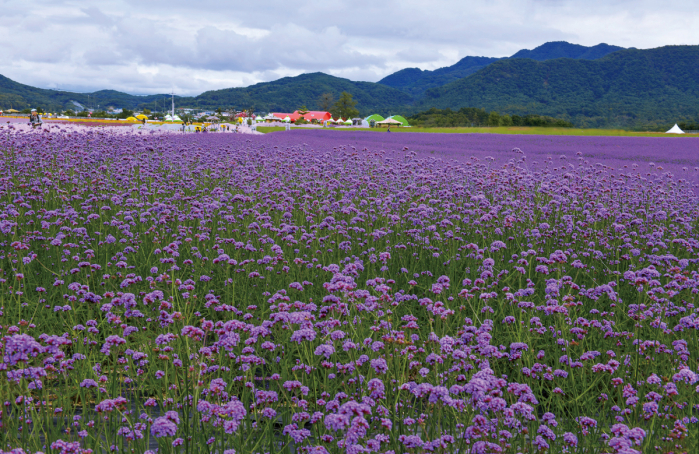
[0,106,411,128]
[128,107,411,128]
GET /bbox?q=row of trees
[677,122,699,131]
[408,107,573,128]
[317,92,359,120]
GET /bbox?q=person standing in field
[29,109,42,128]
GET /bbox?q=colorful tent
[365,114,385,123]
[125,116,138,121]
[343,119,352,125]
[283,116,291,123]
[136,114,148,121]
[388,115,410,126]
[666,124,685,134]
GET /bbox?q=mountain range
[417,45,699,128]
[377,42,624,98]
[1,41,698,128]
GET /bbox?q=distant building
[271,111,332,123]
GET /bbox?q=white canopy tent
[666,124,685,134]
[376,118,403,126]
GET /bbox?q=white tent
[283,116,291,123]
[666,124,685,134]
[376,118,402,126]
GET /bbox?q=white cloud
[0,0,697,95]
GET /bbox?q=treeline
[677,121,699,131]
[408,107,573,128]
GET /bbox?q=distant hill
[2,42,699,128]
[417,45,699,128]
[378,41,623,98]
[0,72,412,117]
[510,42,624,61]
[0,74,172,112]
[378,57,501,98]
[191,72,413,115]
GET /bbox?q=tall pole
[171,92,174,121]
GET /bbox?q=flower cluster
[0,127,697,453]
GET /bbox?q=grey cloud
[0,0,697,96]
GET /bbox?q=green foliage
[142,108,151,115]
[317,93,334,112]
[418,45,699,128]
[331,91,359,120]
[677,121,699,131]
[0,43,697,129]
[408,107,573,128]
[379,42,623,99]
[510,41,623,61]
[76,111,89,117]
[378,57,499,98]
[115,109,134,119]
[64,109,75,116]
[0,74,175,112]
[191,74,411,116]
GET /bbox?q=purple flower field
[0,127,698,454]
[266,130,699,175]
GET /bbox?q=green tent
[388,115,410,126]
[365,114,385,123]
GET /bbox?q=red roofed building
[299,111,332,122]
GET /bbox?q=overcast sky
[1,0,697,96]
